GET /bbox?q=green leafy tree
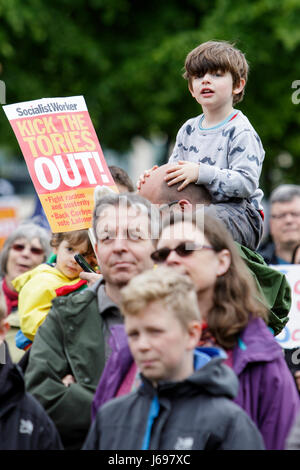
[1,0,300,194]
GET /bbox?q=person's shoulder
[235,110,262,137]
[257,239,277,264]
[51,279,99,310]
[12,263,51,291]
[25,266,67,288]
[245,317,275,341]
[16,392,62,448]
[190,388,254,428]
[18,390,56,428]
[95,391,140,422]
[240,317,285,362]
[177,114,202,133]
[19,390,49,417]
[41,281,101,334]
[101,390,139,412]
[235,110,253,126]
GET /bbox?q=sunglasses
[11,243,44,256]
[151,242,214,263]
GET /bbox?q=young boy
[12,229,97,351]
[0,289,63,449]
[138,40,265,251]
[82,267,264,450]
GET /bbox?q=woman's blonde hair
[161,213,268,349]
[121,266,201,330]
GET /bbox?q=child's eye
[128,332,139,339]
[149,328,163,335]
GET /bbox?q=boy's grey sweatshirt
[169,110,264,210]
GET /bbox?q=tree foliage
[1,0,300,194]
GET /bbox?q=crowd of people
[1,40,300,451]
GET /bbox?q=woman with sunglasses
[151,212,300,450]
[0,222,51,362]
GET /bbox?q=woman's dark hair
[161,213,268,349]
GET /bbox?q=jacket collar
[233,317,283,376]
[139,353,238,401]
[97,280,120,317]
[53,277,103,320]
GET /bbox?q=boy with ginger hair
[83,267,264,450]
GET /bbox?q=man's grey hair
[0,222,51,276]
[270,184,300,205]
[92,192,160,242]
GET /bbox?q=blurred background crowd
[0,0,300,242]
[2,0,300,452]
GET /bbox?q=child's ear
[187,321,202,350]
[188,82,196,99]
[233,77,246,96]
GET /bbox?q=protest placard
[0,206,19,249]
[3,96,117,232]
[271,264,300,349]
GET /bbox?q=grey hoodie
[169,110,264,209]
[82,353,265,450]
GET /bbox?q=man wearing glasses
[24,193,159,450]
[258,185,300,265]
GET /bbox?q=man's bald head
[138,163,211,206]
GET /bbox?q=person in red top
[0,222,51,363]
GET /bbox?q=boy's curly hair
[183,40,249,105]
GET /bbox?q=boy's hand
[164,161,199,191]
[62,374,76,387]
[79,271,102,287]
[136,165,158,190]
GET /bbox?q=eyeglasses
[11,243,44,256]
[271,212,300,220]
[151,242,214,263]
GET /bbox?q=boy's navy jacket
[83,347,265,450]
[0,342,63,450]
